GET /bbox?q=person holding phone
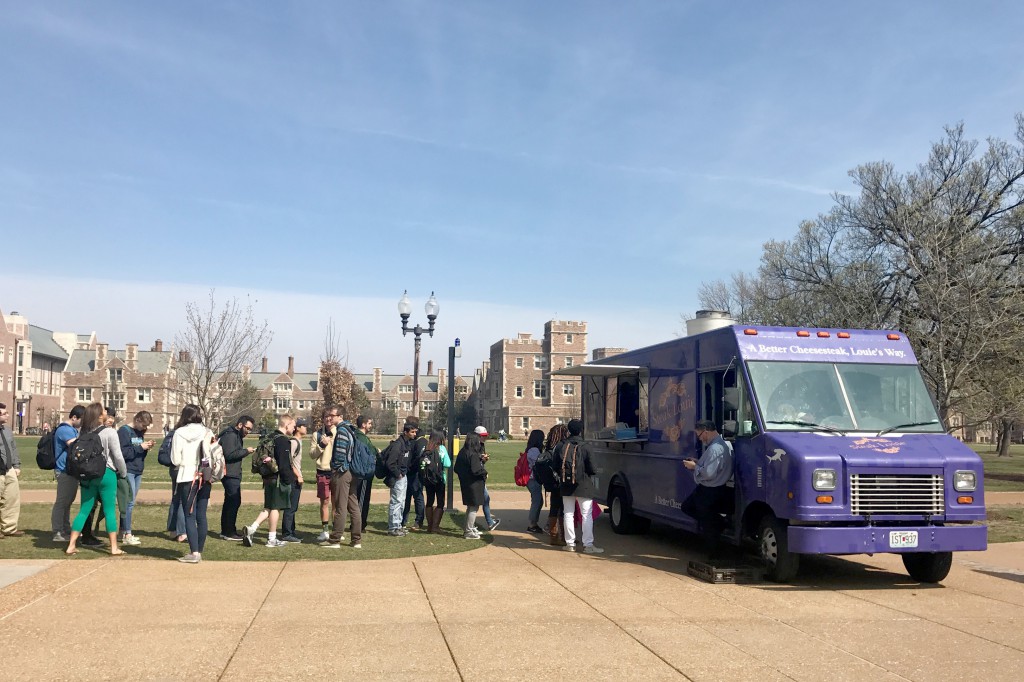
[681,420,734,560]
[118,410,156,546]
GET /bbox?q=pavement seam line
[0,560,111,623]
[216,561,288,682]
[412,560,465,682]
[508,547,697,680]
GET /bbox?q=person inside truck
[681,419,734,561]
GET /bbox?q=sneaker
[52,532,67,543]
[351,543,362,549]
[583,545,605,554]
[123,535,142,546]
[241,527,254,547]
[221,534,244,542]
[177,552,201,564]
[266,538,287,547]
[526,525,544,534]
[281,535,303,543]
[563,544,576,552]
[463,529,481,539]
[388,529,405,537]
[316,531,330,542]
[320,542,342,549]
[80,536,103,547]
[488,518,501,531]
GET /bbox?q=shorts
[263,479,292,511]
[316,470,332,500]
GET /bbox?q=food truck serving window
[552,364,648,440]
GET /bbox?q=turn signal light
[744,328,758,335]
[816,495,834,504]
[797,330,810,338]
[837,332,851,339]
[887,333,900,341]
[957,496,974,504]
[817,331,830,338]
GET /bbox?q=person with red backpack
[553,419,604,554]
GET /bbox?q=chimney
[427,360,434,375]
[153,339,163,352]
[126,343,138,370]
[97,343,108,365]
[438,368,447,391]
[287,356,295,378]
[261,357,268,373]
[178,350,190,363]
[373,367,382,394]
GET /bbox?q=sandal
[65,548,79,555]
[176,535,188,543]
[111,549,126,556]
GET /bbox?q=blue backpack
[329,425,355,473]
[349,429,377,479]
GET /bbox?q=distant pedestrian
[281,417,308,543]
[554,419,603,554]
[419,429,450,533]
[64,403,127,555]
[117,410,155,546]
[454,431,488,539]
[524,429,545,533]
[242,414,296,548]
[50,405,84,542]
[170,404,218,564]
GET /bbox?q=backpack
[349,429,377,479]
[158,430,174,467]
[66,429,108,481]
[560,441,581,486]
[329,425,355,473]
[198,434,226,483]
[532,448,560,491]
[377,438,403,481]
[36,431,57,470]
[420,447,445,487]
[514,451,531,487]
[251,434,279,477]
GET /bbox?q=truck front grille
[849,474,944,516]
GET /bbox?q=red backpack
[514,451,531,486]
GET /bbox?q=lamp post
[398,290,439,419]
[447,337,460,513]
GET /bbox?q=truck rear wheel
[902,551,953,583]
[758,516,799,582]
[609,486,650,535]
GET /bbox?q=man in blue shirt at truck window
[682,419,734,560]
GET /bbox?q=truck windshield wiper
[876,420,940,437]
[766,420,847,436]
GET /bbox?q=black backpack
[158,430,174,467]
[36,431,57,470]
[377,438,402,481]
[66,430,107,481]
[420,447,445,487]
[532,448,560,491]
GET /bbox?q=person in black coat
[217,415,255,540]
[454,432,488,539]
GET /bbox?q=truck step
[687,560,763,584]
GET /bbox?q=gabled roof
[64,349,173,374]
[28,325,69,361]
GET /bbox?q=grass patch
[5,502,488,561]
[986,505,1024,543]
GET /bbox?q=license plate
[890,530,918,548]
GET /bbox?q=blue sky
[3,1,1022,374]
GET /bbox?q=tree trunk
[997,419,1013,457]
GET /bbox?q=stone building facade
[0,307,19,421]
[251,356,321,418]
[472,320,587,437]
[355,362,473,427]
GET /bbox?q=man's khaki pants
[0,470,21,534]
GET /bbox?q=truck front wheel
[758,516,800,582]
[902,551,953,583]
[609,486,650,535]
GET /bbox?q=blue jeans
[527,478,544,524]
[179,480,211,554]
[482,486,494,526]
[389,475,408,531]
[124,472,142,533]
[166,468,186,536]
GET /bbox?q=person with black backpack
[538,423,569,547]
[50,405,85,543]
[64,403,128,556]
[553,419,603,554]
[419,430,451,533]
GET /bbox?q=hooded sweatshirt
[170,422,215,484]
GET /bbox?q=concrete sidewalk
[2,497,1024,681]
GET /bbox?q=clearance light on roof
[887,333,900,341]
[837,332,851,339]
[743,329,758,336]
[817,331,830,338]
[796,330,810,338]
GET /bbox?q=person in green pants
[65,403,128,556]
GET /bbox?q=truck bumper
[787,524,987,555]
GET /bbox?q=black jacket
[454,446,487,507]
[218,426,250,480]
[274,432,296,485]
[384,435,413,484]
[553,436,594,496]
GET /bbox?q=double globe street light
[398,290,439,418]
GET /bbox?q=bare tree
[175,291,272,431]
[318,319,361,423]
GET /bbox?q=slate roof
[64,349,173,374]
[28,325,69,361]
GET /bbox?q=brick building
[251,356,321,418]
[472,320,588,437]
[0,307,19,419]
[62,339,180,432]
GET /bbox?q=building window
[566,333,574,343]
[0,345,4,362]
[515,357,524,368]
[521,417,529,430]
[533,380,548,399]
[102,392,126,411]
[297,400,306,410]
[565,356,574,367]
[515,385,523,398]
[16,370,23,391]
[137,388,152,403]
[563,384,575,396]
[534,355,547,370]
[456,385,467,394]
[109,368,123,383]
[399,385,413,394]
[422,402,435,412]
[261,400,270,409]
[273,382,293,392]
[403,401,412,411]
[217,381,238,392]
[77,388,92,402]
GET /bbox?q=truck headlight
[813,468,837,491]
[954,470,977,492]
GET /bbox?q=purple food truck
[553,321,987,582]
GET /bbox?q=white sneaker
[320,542,342,549]
[266,538,287,548]
[351,543,362,549]
[123,535,142,546]
[563,544,576,552]
[583,545,605,554]
[177,552,201,564]
[316,531,330,542]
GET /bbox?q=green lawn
[4,502,489,560]
[986,506,1024,543]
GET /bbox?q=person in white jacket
[65,403,128,556]
[170,404,217,564]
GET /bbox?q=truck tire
[609,486,650,535]
[758,516,800,582]
[902,551,953,583]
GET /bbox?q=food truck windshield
[747,361,944,434]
